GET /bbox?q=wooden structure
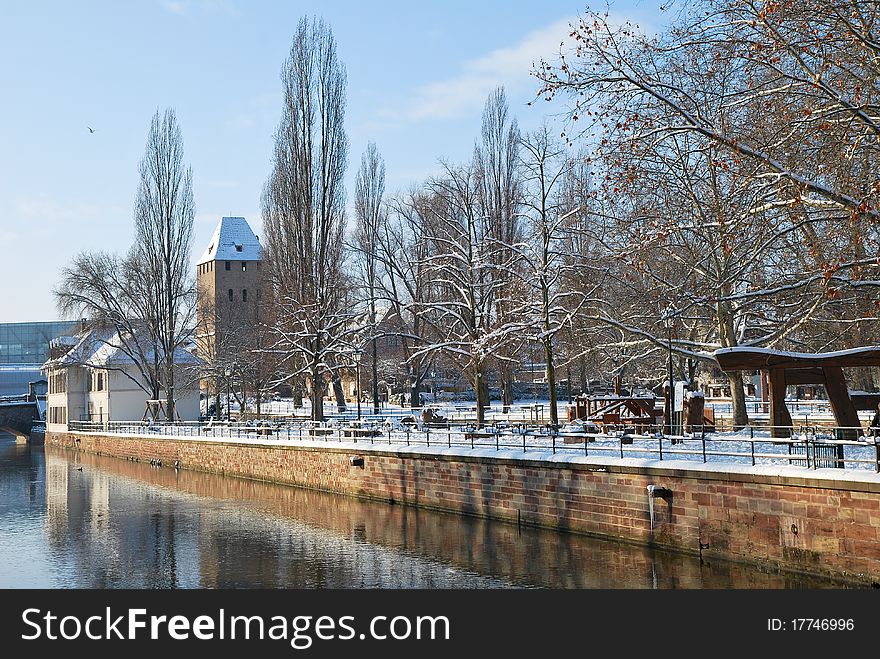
[568,393,660,430]
[142,399,182,423]
[421,408,448,427]
[681,392,713,432]
[714,346,880,440]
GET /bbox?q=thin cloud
[158,0,240,16]
[389,17,576,122]
[159,0,186,14]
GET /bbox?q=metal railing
[64,418,880,473]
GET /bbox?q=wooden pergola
[714,346,880,439]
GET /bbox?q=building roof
[43,326,202,370]
[196,216,262,266]
[714,345,880,371]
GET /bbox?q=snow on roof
[714,345,880,360]
[196,216,262,266]
[714,345,880,370]
[43,326,202,369]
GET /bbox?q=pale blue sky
[0,0,664,322]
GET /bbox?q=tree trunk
[566,363,573,404]
[501,364,514,413]
[165,381,175,422]
[409,366,422,408]
[310,364,324,422]
[475,367,486,428]
[332,373,347,412]
[544,337,558,428]
[371,335,379,415]
[215,375,221,419]
[729,374,749,430]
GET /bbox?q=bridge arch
[0,398,41,439]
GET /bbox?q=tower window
[228,289,234,302]
[242,289,248,302]
[242,262,247,272]
[225,261,231,271]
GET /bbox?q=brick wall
[47,431,880,585]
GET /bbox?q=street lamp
[662,309,675,436]
[225,364,233,422]
[353,348,363,420]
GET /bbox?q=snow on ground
[255,396,871,423]
[86,399,880,477]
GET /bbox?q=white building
[44,327,202,431]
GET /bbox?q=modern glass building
[0,321,81,396]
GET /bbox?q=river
[0,432,855,588]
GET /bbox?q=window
[49,371,65,394]
[228,289,234,302]
[242,262,247,271]
[49,406,67,424]
[256,289,261,301]
[225,261,231,271]
[235,244,243,252]
[242,289,248,302]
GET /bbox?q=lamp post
[225,364,233,422]
[353,348,363,420]
[666,313,675,436]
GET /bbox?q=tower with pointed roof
[195,217,264,392]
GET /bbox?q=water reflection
[0,433,857,588]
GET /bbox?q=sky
[0,0,665,323]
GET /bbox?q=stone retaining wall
[46,430,880,585]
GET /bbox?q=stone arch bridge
[0,395,41,439]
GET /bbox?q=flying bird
[87,126,95,133]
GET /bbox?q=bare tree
[55,251,163,399]
[414,162,518,427]
[55,109,196,419]
[354,141,385,414]
[535,1,880,312]
[474,87,523,412]
[262,16,350,422]
[530,3,880,427]
[512,126,588,427]
[132,107,197,420]
[379,188,442,406]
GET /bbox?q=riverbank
[47,429,880,586]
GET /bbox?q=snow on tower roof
[196,216,263,266]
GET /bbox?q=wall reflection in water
[0,435,856,588]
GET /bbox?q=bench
[561,433,596,444]
[342,427,381,439]
[464,431,496,440]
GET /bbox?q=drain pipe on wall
[646,485,673,531]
